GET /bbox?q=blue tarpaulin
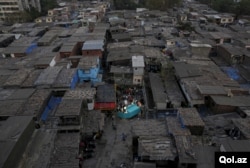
[70,72,79,89]
[41,96,62,121]
[25,43,37,54]
[178,114,185,128]
[221,66,240,81]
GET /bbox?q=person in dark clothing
[121,133,126,141]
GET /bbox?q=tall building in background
[0,0,41,22]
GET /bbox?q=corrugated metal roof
[107,41,133,49]
[35,66,63,86]
[106,49,132,62]
[166,117,191,136]
[218,44,244,56]
[211,95,250,107]
[209,32,231,39]
[53,68,77,88]
[178,108,205,127]
[110,65,132,73]
[78,56,98,69]
[55,99,82,116]
[132,55,145,67]
[3,69,32,87]
[7,88,35,100]
[132,119,168,137]
[96,84,116,102]
[221,139,250,152]
[149,73,167,105]
[59,44,75,53]
[173,62,202,78]
[198,85,227,95]
[63,88,96,100]
[49,133,79,168]
[138,136,175,161]
[0,100,26,116]
[82,40,104,51]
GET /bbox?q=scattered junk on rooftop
[116,85,144,119]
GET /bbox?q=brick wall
[71,43,79,56]
[60,52,71,58]
[231,88,250,96]
[14,53,26,57]
[82,50,103,58]
[207,96,236,114]
[212,104,236,114]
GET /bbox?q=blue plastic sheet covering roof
[77,67,100,83]
[70,72,79,89]
[221,66,240,81]
[41,96,62,121]
[177,113,185,128]
[25,43,37,54]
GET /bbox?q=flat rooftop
[63,88,96,100]
[178,108,205,127]
[96,84,116,102]
[55,99,83,116]
[148,73,168,106]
